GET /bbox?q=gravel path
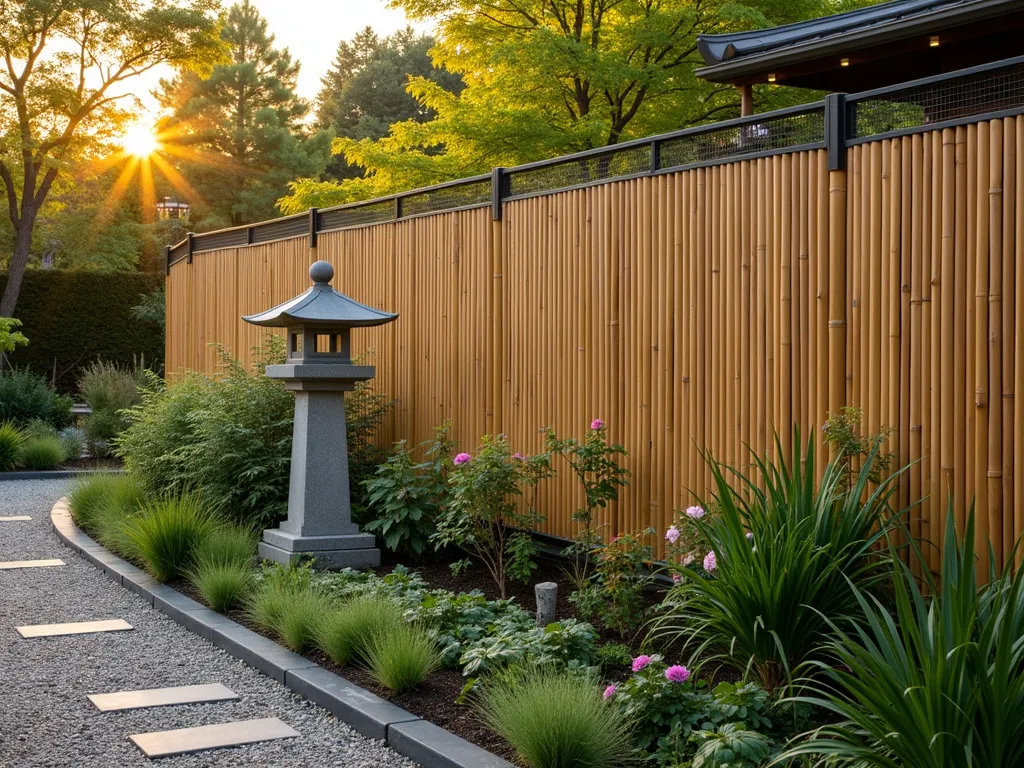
[0,480,419,768]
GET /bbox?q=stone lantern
[242,260,397,569]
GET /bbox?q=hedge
[0,270,164,393]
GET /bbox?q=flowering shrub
[607,654,777,766]
[545,419,630,565]
[569,527,655,638]
[432,434,551,598]
[664,502,723,577]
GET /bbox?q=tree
[280,0,850,211]
[0,0,221,316]
[315,26,462,180]
[157,0,329,230]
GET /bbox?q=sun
[120,120,161,158]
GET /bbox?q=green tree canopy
[315,26,463,181]
[158,0,329,230]
[0,0,221,316]
[281,0,841,212]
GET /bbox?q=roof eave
[696,0,1015,84]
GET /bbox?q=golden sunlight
[120,120,161,158]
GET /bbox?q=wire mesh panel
[251,214,310,244]
[660,107,825,169]
[402,178,491,216]
[849,61,1024,139]
[506,143,652,198]
[318,200,395,232]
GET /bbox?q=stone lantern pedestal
[243,261,398,570]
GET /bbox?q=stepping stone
[0,559,64,570]
[0,516,31,521]
[89,683,240,712]
[17,619,133,638]
[130,717,300,758]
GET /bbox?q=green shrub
[189,561,253,613]
[363,423,454,557]
[192,527,256,569]
[117,341,393,530]
[478,667,638,768]
[21,419,56,439]
[316,595,405,666]
[91,499,142,560]
[124,495,219,582]
[19,436,66,470]
[58,426,86,460]
[0,420,23,471]
[652,432,902,693]
[80,360,144,457]
[363,623,439,693]
[0,368,72,427]
[782,504,1024,768]
[596,642,634,674]
[247,580,295,633]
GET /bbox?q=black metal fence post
[826,93,848,171]
[492,167,506,221]
[309,208,319,249]
[163,245,171,276]
[186,232,195,264]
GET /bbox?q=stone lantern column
[242,260,398,569]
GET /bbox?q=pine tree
[158,0,328,229]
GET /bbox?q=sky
[133,0,428,117]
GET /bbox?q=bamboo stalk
[975,122,991,573]
[987,119,1004,568]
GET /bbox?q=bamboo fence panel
[165,126,1023,568]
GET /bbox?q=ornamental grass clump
[316,595,405,666]
[363,623,440,693]
[781,503,1024,768]
[188,561,253,613]
[124,494,219,582]
[275,589,333,653]
[67,473,145,532]
[19,435,66,470]
[0,420,23,471]
[652,431,904,693]
[478,667,638,768]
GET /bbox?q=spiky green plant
[651,432,904,692]
[191,526,256,569]
[477,667,638,768]
[67,473,145,532]
[275,589,334,653]
[363,623,439,693]
[0,420,23,471]
[124,495,219,581]
[781,503,1024,768]
[188,561,253,613]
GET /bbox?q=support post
[186,232,195,264]
[828,167,848,461]
[739,84,754,116]
[492,167,506,221]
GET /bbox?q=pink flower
[603,684,617,699]
[665,525,680,544]
[703,551,717,572]
[631,655,652,672]
[591,419,604,430]
[453,452,471,465]
[685,505,705,519]
[746,532,754,543]
[512,452,524,461]
[671,572,683,585]
[665,665,690,683]
[682,554,695,566]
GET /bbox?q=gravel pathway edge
[49,496,515,768]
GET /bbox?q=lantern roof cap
[242,261,398,328]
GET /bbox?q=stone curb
[0,469,124,482]
[49,498,514,768]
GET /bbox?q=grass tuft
[316,595,405,666]
[275,589,333,653]
[363,622,439,693]
[0,421,23,471]
[124,494,218,582]
[19,435,66,470]
[192,526,256,569]
[477,667,638,768]
[67,473,145,532]
[189,560,253,613]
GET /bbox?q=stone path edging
[49,498,514,768]
[0,469,125,482]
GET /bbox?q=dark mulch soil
[171,552,684,761]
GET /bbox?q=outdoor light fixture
[929,36,940,47]
[840,58,850,67]
[767,73,776,83]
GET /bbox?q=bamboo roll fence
[166,120,1023,567]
